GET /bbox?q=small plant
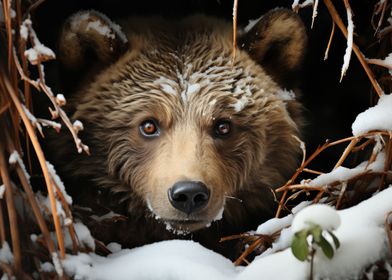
[291,223,340,261]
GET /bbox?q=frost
[0,242,13,264]
[291,204,341,232]
[352,93,392,136]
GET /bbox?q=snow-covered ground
[62,186,392,280]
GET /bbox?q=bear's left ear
[239,9,307,88]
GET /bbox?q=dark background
[30,0,387,173]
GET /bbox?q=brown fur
[50,9,306,258]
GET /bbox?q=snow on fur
[63,187,392,279]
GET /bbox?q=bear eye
[140,119,160,137]
[214,120,232,137]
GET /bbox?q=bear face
[55,9,306,236]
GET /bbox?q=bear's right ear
[58,10,128,75]
[239,9,307,88]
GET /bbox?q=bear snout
[168,181,210,215]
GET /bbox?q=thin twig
[323,0,383,97]
[324,21,335,60]
[232,0,239,65]
[0,144,22,273]
[1,70,66,263]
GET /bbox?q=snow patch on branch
[352,93,392,136]
[341,7,354,81]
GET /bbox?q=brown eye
[140,119,160,137]
[214,120,231,137]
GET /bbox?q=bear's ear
[239,9,307,88]
[58,10,128,78]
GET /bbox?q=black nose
[168,181,210,215]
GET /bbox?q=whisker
[224,195,243,203]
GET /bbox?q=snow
[154,76,177,95]
[86,20,116,40]
[231,95,248,112]
[56,94,66,106]
[40,262,54,273]
[70,11,128,44]
[107,242,122,253]
[62,186,392,279]
[8,150,31,182]
[20,19,30,40]
[384,53,392,75]
[46,161,73,205]
[304,150,385,187]
[0,184,4,199]
[0,242,13,264]
[276,88,296,101]
[352,93,392,136]
[244,16,262,33]
[291,204,341,232]
[341,7,354,81]
[73,120,84,132]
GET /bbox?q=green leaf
[311,225,322,243]
[318,235,334,259]
[291,231,309,261]
[328,230,340,249]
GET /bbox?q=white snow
[70,11,128,44]
[0,242,13,264]
[107,242,122,253]
[72,120,84,132]
[154,77,177,95]
[383,53,392,75]
[40,262,55,273]
[341,7,354,81]
[20,19,30,40]
[46,161,73,205]
[231,95,248,112]
[22,104,43,135]
[291,204,341,232]
[244,16,262,33]
[276,88,296,101]
[8,150,31,182]
[86,20,116,40]
[304,150,385,187]
[0,184,5,199]
[352,93,392,136]
[61,186,392,279]
[56,94,66,106]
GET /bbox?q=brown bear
[51,8,306,258]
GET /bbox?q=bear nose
[168,181,210,215]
